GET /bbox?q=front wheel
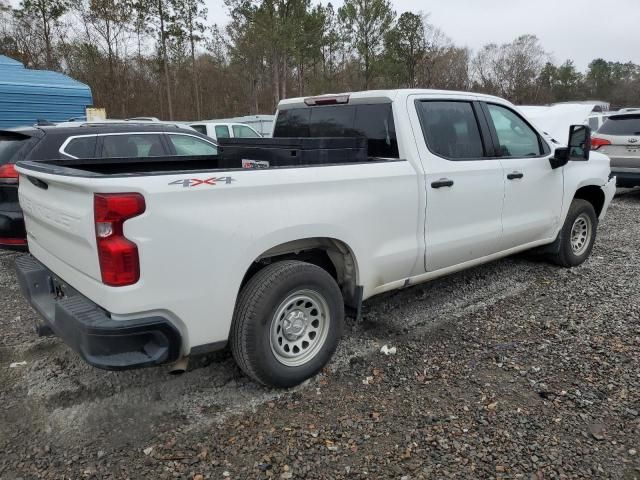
[548,199,598,267]
[230,260,344,388]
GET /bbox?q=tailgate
[18,169,102,281]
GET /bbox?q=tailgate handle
[27,176,48,190]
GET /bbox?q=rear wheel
[548,199,598,267]
[230,260,344,388]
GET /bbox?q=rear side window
[599,115,640,135]
[273,104,399,158]
[62,136,97,158]
[232,125,260,138]
[191,125,207,135]
[169,134,217,155]
[416,101,484,159]
[587,117,599,131]
[215,126,230,139]
[0,132,31,164]
[101,134,166,158]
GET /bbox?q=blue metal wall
[0,55,93,129]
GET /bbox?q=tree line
[0,0,638,121]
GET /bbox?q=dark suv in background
[0,123,218,250]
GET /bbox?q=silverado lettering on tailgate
[168,176,235,188]
[20,195,79,231]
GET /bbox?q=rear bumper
[0,208,27,251]
[14,254,182,370]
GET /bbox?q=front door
[410,96,506,272]
[481,102,564,250]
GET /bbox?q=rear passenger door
[411,96,505,271]
[481,102,563,250]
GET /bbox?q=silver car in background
[591,113,640,187]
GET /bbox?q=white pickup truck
[15,89,615,388]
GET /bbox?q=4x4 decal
[168,176,235,188]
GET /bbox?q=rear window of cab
[274,103,399,158]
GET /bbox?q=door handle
[507,172,524,180]
[431,178,454,189]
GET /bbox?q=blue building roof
[0,55,23,68]
[0,55,93,129]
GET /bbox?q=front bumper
[15,254,181,370]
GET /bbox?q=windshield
[0,132,31,164]
[598,115,640,136]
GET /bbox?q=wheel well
[241,238,359,307]
[574,185,605,217]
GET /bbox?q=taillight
[94,193,145,286]
[0,237,27,246]
[591,137,611,150]
[0,163,18,184]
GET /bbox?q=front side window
[232,125,260,138]
[486,104,543,157]
[62,136,97,158]
[101,134,166,158]
[169,134,217,156]
[215,126,230,139]
[417,101,485,159]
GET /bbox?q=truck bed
[16,137,371,177]
[17,155,223,177]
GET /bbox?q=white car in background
[189,122,262,141]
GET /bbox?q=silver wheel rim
[570,213,592,255]
[269,289,331,367]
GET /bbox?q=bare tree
[472,34,549,103]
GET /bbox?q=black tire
[548,199,598,268]
[230,260,344,388]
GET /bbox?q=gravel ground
[1,190,639,480]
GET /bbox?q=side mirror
[568,124,591,160]
[550,147,569,169]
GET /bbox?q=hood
[518,104,596,146]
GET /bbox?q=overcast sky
[205,0,640,71]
